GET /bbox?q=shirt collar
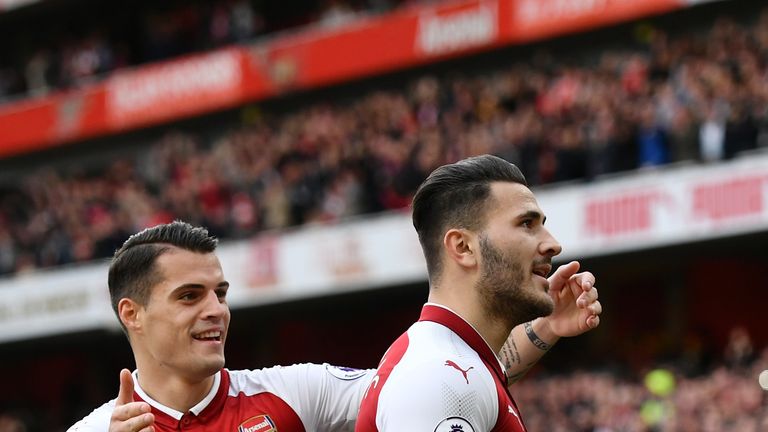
[419,303,507,385]
[132,370,222,420]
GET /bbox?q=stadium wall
[1,150,766,345]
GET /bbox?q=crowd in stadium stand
[515,327,768,432]
[514,360,768,431]
[0,0,418,100]
[1,8,767,276]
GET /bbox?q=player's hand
[109,369,155,432]
[543,261,601,337]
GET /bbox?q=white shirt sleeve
[375,359,498,432]
[66,400,115,432]
[237,363,376,432]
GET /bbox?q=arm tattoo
[500,336,522,368]
[501,337,529,384]
[524,321,552,351]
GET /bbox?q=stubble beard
[476,236,554,329]
[187,352,226,382]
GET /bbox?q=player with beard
[69,218,598,432]
[356,154,602,432]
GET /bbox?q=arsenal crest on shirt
[237,414,277,432]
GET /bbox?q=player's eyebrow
[517,209,546,225]
[171,281,230,294]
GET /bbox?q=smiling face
[130,247,230,382]
[475,182,562,326]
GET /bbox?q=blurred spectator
[0,413,26,432]
[0,226,15,275]
[318,0,359,27]
[724,326,755,370]
[668,107,700,163]
[699,103,726,162]
[0,66,22,101]
[553,124,588,182]
[231,0,262,42]
[60,31,115,88]
[24,49,54,96]
[636,99,671,167]
[723,101,759,159]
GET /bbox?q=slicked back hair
[108,221,218,331]
[411,155,528,282]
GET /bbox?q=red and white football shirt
[68,363,375,432]
[355,304,527,432]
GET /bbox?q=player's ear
[118,298,143,334]
[443,228,478,269]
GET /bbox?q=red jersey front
[356,304,527,431]
[69,363,375,432]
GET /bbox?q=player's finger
[116,368,135,406]
[112,401,151,421]
[114,411,154,432]
[588,300,602,316]
[571,271,595,291]
[576,286,598,307]
[586,315,600,329]
[548,261,580,293]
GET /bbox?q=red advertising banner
[505,0,684,42]
[259,0,502,90]
[691,175,767,222]
[105,49,249,130]
[0,0,686,158]
[0,87,108,156]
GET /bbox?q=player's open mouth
[532,264,551,278]
[193,331,222,341]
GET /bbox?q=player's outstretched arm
[500,261,602,384]
[109,369,155,432]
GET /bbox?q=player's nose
[539,227,562,257]
[201,289,228,319]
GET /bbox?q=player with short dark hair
[69,214,600,431]
[356,155,602,431]
[69,221,375,432]
[412,153,528,284]
[107,222,219,332]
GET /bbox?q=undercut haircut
[108,221,218,330]
[411,154,527,282]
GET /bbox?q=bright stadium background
[1,0,767,430]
